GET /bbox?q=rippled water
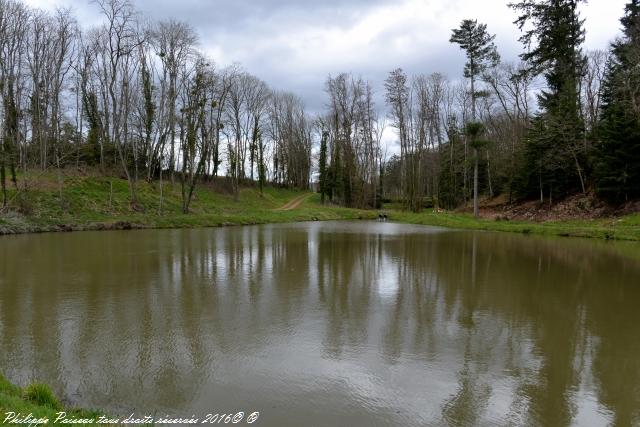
[1,221,639,426]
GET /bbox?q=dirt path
[275,193,312,211]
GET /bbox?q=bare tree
[581,49,609,136]
[150,18,197,183]
[0,0,29,207]
[95,0,146,207]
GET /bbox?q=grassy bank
[0,171,639,241]
[0,171,374,235]
[0,374,112,426]
[385,209,640,241]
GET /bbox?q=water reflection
[0,221,639,426]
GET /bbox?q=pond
[1,221,639,426]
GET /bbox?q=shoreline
[0,173,638,241]
[2,207,639,242]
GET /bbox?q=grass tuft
[23,383,62,410]
[0,373,139,426]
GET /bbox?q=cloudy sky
[26,0,628,113]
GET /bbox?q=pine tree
[438,122,466,209]
[319,130,329,203]
[594,0,640,202]
[450,19,498,217]
[510,0,587,201]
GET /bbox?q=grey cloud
[136,0,393,30]
[31,0,628,116]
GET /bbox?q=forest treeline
[0,0,638,215]
[0,0,313,214]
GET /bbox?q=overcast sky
[26,0,628,114]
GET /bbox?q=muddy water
[1,221,639,426]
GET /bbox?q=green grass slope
[0,172,374,234]
[0,171,638,241]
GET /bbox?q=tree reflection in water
[0,222,638,426]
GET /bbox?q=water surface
[1,221,639,426]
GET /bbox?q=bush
[14,192,34,215]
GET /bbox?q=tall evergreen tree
[450,19,498,217]
[318,130,329,203]
[510,0,587,201]
[594,0,640,202]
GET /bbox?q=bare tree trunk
[473,148,479,218]
[573,152,586,194]
[471,73,479,218]
[486,149,493,198]
[1,147,6,209]
[158,162,164,215]
[539,167,544,204]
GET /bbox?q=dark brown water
[1,221,640,426]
